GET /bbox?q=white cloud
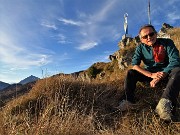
[37,54,51,66]
[58,18,84,26]
[56,34,72,44]
[74,0,119,50]
[77,42,98,50]
[41,21,58,30]
[56,0,120,51]
[59,53,70,61]
[9,67,28,71]
[0,33,52,69]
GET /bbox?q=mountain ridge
[0,81,10,90]
[0,75,39,90]
[19,75,40,85]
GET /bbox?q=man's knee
[170,67,180,79]
[128,69,135,72]
[127,69,137,76]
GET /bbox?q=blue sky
[0,0,180,83]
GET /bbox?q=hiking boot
[155,98,173,122]
[117,100,134,111]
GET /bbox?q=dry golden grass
[0,27,180,135]
[0,75,124,135]
[0,74,179,135]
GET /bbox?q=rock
[99,72,105,79]
[134,36,141,45]
[158,23,173,39]
[109,55,116,61]
[118,37,133,49]
[162,23,173,29]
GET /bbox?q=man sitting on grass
[118,24,180,122]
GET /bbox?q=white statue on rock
[124,13,128,35]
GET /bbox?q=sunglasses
[141,32,155,39]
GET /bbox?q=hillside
[0,82,36,107]
[0,26,179,135]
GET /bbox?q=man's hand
[151,72,168,79]
[150,78,161,87]
[150,72,168,87]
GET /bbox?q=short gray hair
[139,24,157,37]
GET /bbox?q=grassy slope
[0,28,180,135]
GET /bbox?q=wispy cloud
[56,34,72,44]
[75,0,119,50]
[57,34,66,44]
[58,52,71,61]
[0,33,52,70]
[77,42,98,50]
[55,0,120,50]
[41,21,58,30]
[58,18,84,26]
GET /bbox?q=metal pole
[148,0,151,24]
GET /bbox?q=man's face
[140,27,157,46]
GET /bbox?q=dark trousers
[123,67,180,107]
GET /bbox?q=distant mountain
[0,82,35,107]
[0,81,10,90]
[19,75,40,85]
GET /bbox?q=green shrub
[87,66,102,78]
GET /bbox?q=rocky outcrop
[158,23,173,39]
[118,37,133,49]
[110,47,134,70]
[78,71,92,82]
[134,36,141,45]
[160,23,173,32]
[109,32,136,70]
